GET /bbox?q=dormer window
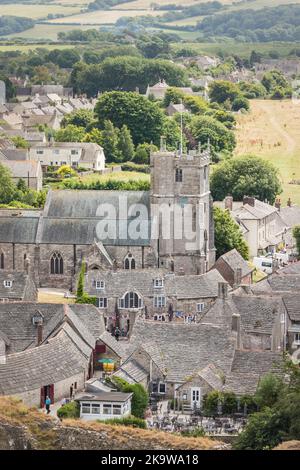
[154,278,164,288]
[4,280,12,288]
[96,280,105,290]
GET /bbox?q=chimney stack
[274,198,281,211]
[234,268,242,288]
[218,282,228,300]
[224,195,233,211]
[243,196,255,207]
[232,313,241,350]
[37,323,43,346]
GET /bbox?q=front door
[191,387,201,409]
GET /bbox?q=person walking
[45,396,51,414]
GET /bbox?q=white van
[253,256,275,274]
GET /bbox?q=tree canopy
[213,207,249,260]
[210,155,282,204]
[95,91,166,146]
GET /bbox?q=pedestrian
[45,395,51,414]
[115,327,120,341]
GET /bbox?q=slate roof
[202,294,282,335]
[86,269,227,300]
[0,217,39,243]
[0,272,34,300]
[282,295,300,321]
[252,273,300,294]
[99,331,128,358]
[216,249,254,277]
[223,350,284,395]
[233,199,277,221]
[128,319,236,383]
[38,189,151,246]
[280,205,300,228]
[0,149,28,161]
[198,364,223,390]
[0,302,102,353]
[113,360,148,385]
[0,330,89,395]
[2,160,41,178]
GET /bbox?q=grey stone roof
[99,331,128,358]
[0,149,28,161]
[1,160,41,178]
[198,364,223,390]
[253,273,300,294]
[113,360,148,385]
[217,249,254,277]
[128,319,236,383]
[0,330,89,395]
[0,302,103,353]
[202,294,282,335]
[0,217,39,243]
[223,350,283,395]
[0,271,33,300]
[280,205,300,228]
[282,295,300,321]
[233,199,277,221]
[38,190,151,246]
[86,269,227,300]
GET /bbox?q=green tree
[188,115,236,161]
[11,136,29,149]
[55,125,86,143]
[117,125,135,162]
[62,109,95,129]
[163,87,185,107]
[56,165,77,179]
[232,96,250,112]
[292,225,300,256]
[76,261,86,300]
[100,120,121,163]
[255,374,284,409]
[16,178,28,193]
[209,80,241,105]
[210,155,282,204]
[82,128,103,146]
[0,162,16,204]
[214,207,249,260]
[95,91,166,146]
[134,143,158,164]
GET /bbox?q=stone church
[0,146,215,290]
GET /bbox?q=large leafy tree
[0,163,16,204]
[117,125,135,162]
[95,91,166,146]
[214,207,249,260]
[209,80,241,105]
[54,125,86,143]
[188,115,236,161]
[210,155,282,204]
[100,120,121,163]
[61,109,95,129]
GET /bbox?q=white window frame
[4,280,12,288]
[154,296,166,308]
[97,297,107,309]
[197,303,205,313]
[96,280,105,290]
[91,403,100,415]
[154,278,164,288]
[81,403,91,414]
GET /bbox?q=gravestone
[0,81,6,105]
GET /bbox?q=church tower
[150,140,215,275]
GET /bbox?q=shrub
[181,427,206,437]
[111,377,148,419]
[57,401,80,420]
[104,415,146,429]
[121,162,150,173]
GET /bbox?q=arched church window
[119,291,142,309]
[50,252,64,275]
[124,253,135,270]
[0,252,4,270]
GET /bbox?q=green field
[48,9,165,24]
[235,100,300,206]
[0,43,75,52]
[0,3,82,19]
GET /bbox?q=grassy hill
[235,99,300,206]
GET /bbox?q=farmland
[47,9,165,25]
[0,4,81,19]
[235,100,300,206]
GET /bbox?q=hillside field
[235,100,300,206]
